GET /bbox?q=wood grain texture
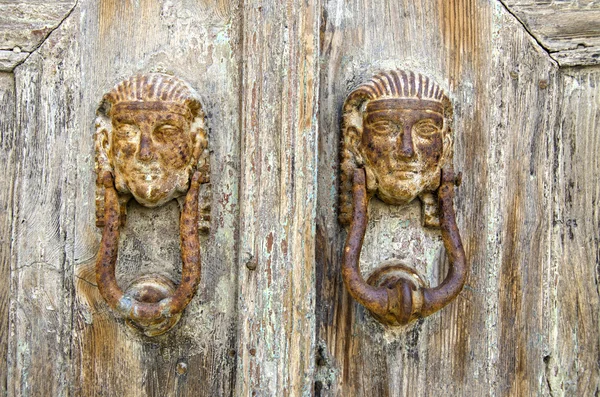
[0,1,76,58]
[235,0,320,395]
[500,1,600,66]
[8,11,80,395]
[315,0,569,395]
[551,47,600,67]
[0,72,16,397]
[549,67,600,396]
[0,51,28,72]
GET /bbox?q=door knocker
[339,70,467,326]
[94,73,210,336]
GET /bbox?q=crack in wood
[498,0,600,67]
[8,1,79,72]
[497,0,553,51]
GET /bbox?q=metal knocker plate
[339,69,467,326]
[94,74,210,336]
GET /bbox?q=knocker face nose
[397,124,416,159]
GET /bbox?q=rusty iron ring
[341,167,467,326]
[95,170,202,335]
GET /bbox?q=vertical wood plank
[71,1,242,396]
[236,0,320,395]
[315,0,561,395]
[549,68,600,396]
[8,12,80,396]
[491,28,558,397]
[0,72,16,397]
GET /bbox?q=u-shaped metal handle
[342,168,467,326]
[95,171,202,336]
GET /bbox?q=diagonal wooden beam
[0,1,77,71]
[499,0,600,67]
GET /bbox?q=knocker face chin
[109,102,195,207]
[361,98,445,205]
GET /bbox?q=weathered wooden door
[1,0,598,396]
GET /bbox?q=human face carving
[109,101,194,207]
[361,98,444,204]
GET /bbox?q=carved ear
[188,110,211,234]
[419,192,440,228]
[441,125,454,169]
[189,108,210,195]
[94,115,112,226]
[339,90,371,227]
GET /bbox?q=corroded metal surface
[94,74,209,335]
[94,73,211,228]
[339,70,453,228]
[340,70,466,326]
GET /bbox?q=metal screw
[176,361,188,375]
[245,253,257,271]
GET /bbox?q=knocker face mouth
[109,102,195,207]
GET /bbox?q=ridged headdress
[99,73,203,118]
[343,70,451,116]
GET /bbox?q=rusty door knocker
[94,74,210,336]
[339,70,467,326]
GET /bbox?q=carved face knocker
[94,73,210,336]
[340,70,466,326]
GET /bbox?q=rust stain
[498,175,527,394]
[98,0,161,45]
[438,0,486,88]
[266,232,274,286]
[266,232,274,253]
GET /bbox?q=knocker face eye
[413,119,441,139]
[115,123,140,140]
